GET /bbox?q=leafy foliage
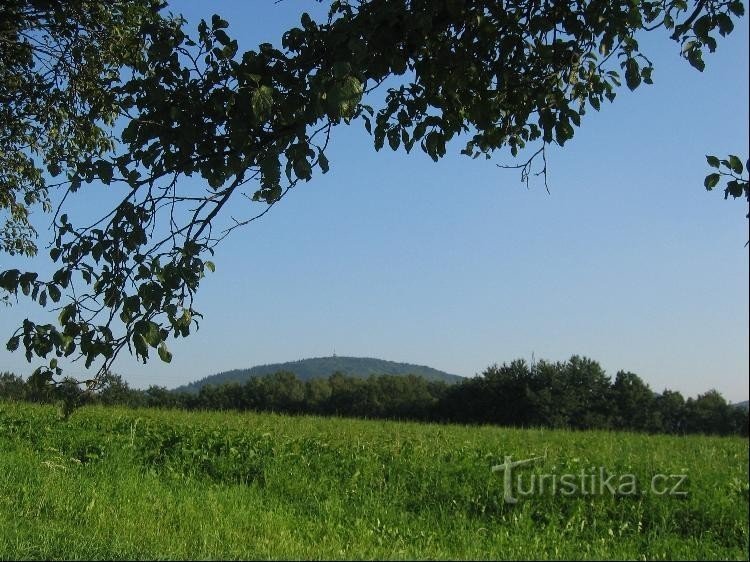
[0,0,173,257]
[704,154,749,221]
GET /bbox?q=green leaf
[143,321,161,347]
[292,157,312,180]
[728,155,744,175]
[693,14,713,40]
[724,179,745,199]
[58,304,75,325]
[641,66,653,85]
[624,58,641,90]
[259,154,281,192]
[387,128,400,151]
[6,336,20,352]
[121,122,138,144]
[424,131,445,162]
[318,151,329,173]
[706,155,720,168]
[204,261,216,273]
[158,342,173,363]
[555,120,574,145]
[300,12,314,30]
[252,86,274,120]
[0,269,20,292]
[332,61,350,79]
[211,14,229,29]
[134,334,148,362]
[704,173,721,190]
[686,47,705,72]
[728,1,744,16]
[214,29,230,46]
[96,160,113,184]
[48,285,61,303]
[374,128,385,151]
[327,76,363,119]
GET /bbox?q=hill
[174,356,463,393]
[733,400,749,410]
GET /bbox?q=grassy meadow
[0,401,748,560]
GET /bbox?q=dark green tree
[53,376,87,419]
[304,377,333,414]
[97,372,142,407]
[144,384,177,408]
[24,368,54,403]
[685,389,735,434]
[556,356,613,429]
[0,372,26,401]
[610,370,659,431]
[480,360,536,426]
[267,371,306,413]
[655,389,687,433]
[527,360,571,428]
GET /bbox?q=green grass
[0,402,747,560]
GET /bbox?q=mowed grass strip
[0,402,747,560]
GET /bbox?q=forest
[2,355,746,436]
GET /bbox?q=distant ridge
[733,400,749,410]
[174,356,464,393]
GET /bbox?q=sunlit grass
[0,402,747,560]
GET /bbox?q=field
[0,402,748,560]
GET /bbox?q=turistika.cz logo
[491,454,688,504]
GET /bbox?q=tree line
[1,355,747,436]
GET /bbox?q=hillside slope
[174,356,463,393]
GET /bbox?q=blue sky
[1,1,748,401]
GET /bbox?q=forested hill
[174,356,463,393]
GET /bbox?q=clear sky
[1,1,748,401]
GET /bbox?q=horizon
[8,352,750,402]
[165,354,746,403]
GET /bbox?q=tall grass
[0,402,747,560]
